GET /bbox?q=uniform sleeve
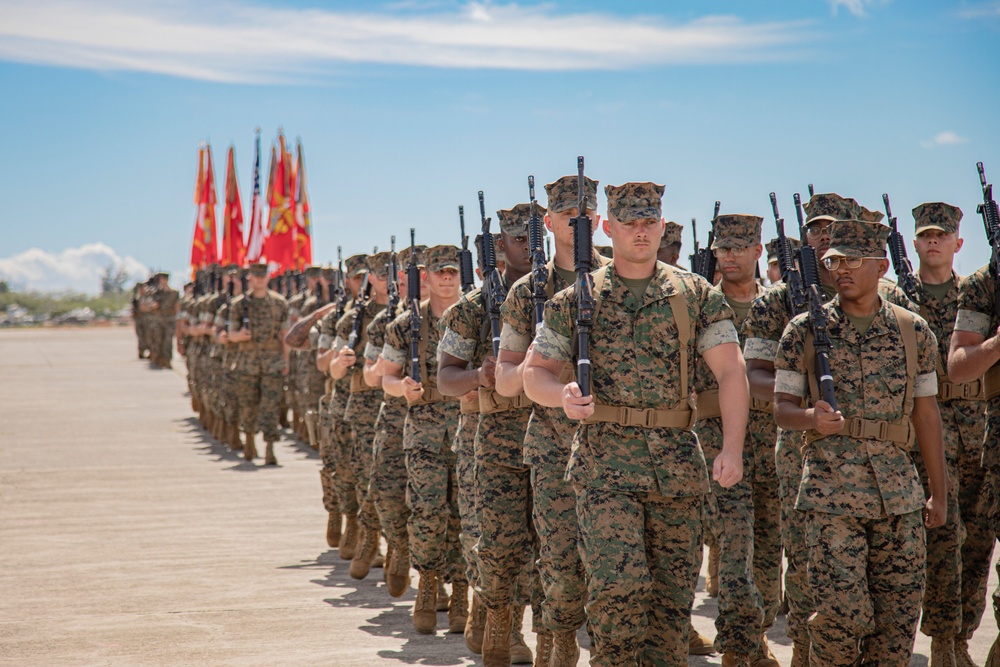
[500,279,536,338]
[913,315,940,398]
[955,269,995,336]
[878,279,919,314]
[695,282,738,354]
[438,297,480,362]
[382,312,408,367]
[741,285,788,363]
[774,316,809,397]
[533,289,574,363]
[317,312,337,350]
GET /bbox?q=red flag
[293,140,312,269]
[220,145,246,266]
[245,129,265,264]
[262,131,295,274]
[189,144,219,275]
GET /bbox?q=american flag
[245,129,266,263]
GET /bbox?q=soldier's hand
[478,356,497,389]
[924,496,946,529]
[335,346,356,369]
[809,401,843,435]
[562,382,595,421]
[713,450,743,489]
[230,328,251,343]
[402,376,424,403]
[217,332,229,344]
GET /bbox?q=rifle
[694,201,720,282]
[977,162,1000,318]
[478,190,506,357]
[528,175,549,331]
[793,193,822,289]
[457,206,475,294]
[570,156,596,397]
[334,246,348,320]
[407,228,422,383]
[688,217,700,275]
[883,193,920,305]
[346,271,372,350]
[313,273,326,306]
[808,183,815,198]
[386,235,400,315]
[770,192,806,315]
[225,278,234,332]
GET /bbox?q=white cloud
[958,1,1000,18]
[0,243,150,295]
[828,0,882,17]
[0,0,812,83]
[920,131,969,148]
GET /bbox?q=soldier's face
[249,274,269,291]
[914,229,962,272]
[545,208,600,248]
[369,272,388,297]
[498,233,530,274]
[716,244,762,285]
[346,273,365,295]
[806,221,832,256]
[603,216,662,264]
[767,260,781,284]
[657,242,680,266]
[832,256,888,300]
[427,267,459,300]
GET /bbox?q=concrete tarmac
[0,327,997,666]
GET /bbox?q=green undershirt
[554,265,576,287]
[922,277,954,303]
[620,275,654,302]
[846,312,877,337]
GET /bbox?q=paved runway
[1,327,997,665]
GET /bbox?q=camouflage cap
[595,245,614,259]
[304,266,321,278]
[367,251,392,277]
[321,265,338,282]
[822,219,891,259]
[545,174,599,214]
[397,244,427,267]
[857,205,885,223]
[248,261,269,277]
[711,214,763,250]
[605,182,665,223]
[804,193,862,224]
[765,237,801,262]
[497,203,547,237]
[913,202,962,234]
[425,244,460,272]
[661,220,683,247]
[224,264,240,276]
[154,271,170,280]
[345,254,368,277]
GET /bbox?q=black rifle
[225,278,234,332]
[808,183,815,198]
[387,235,400,315]
[334,247,348,320]
[977,162,1000,318]
[346,271,372,350]
[694,201,720,282]
[407,228,422,383]
[793,193,822,289]
[457,206,475,294]
[528,175,549,331]
[688,217,700,275]
[478,190,505,357]
[883,194,920,305]
[770,192,806,315]
[313,274,325,306]
[570,156,596,397]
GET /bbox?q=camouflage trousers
[982,467,1000,631]
[915,449,963,638]
[404,401,463,583]
[576,486,703,667]
[346,390,383,532]
[955,399,993,640]
[805,510,925,667]
[135,317,151,356]
[370,398,409,556]
[317,396,339,513]
[150,319,174,365]
[532,457,588,634]
[748,408,782,633]
[320,398,358,516]
[699,417,764,655]
[454,413,483,587]
[222,363,240,427]
[776,428,812,644]
[235,369,283,442]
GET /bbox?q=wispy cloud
[0,1,812,83]
[920,131,969,148]
[0,243,149,295]
[957,1,1000,18]
[828,0,884,17]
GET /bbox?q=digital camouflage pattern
[345,253,368,277]
[496,202,545,237]
[710,214,762,250]
[913,201,963,235]
[534,261,737,665]
[823,219,892,259]
[544,174,598,214]
[604,182,664,222]
[422,244,460,273]
[318,306,359,517]
[803,192,868,224]
[453,407,483,587]
[662,220,683,247]
[765,236,800,262]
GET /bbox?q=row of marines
[171,172,1000,667]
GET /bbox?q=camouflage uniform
[452,399,483,588]
[533,181,739,666]
[150,275,180,367]
[774,219,938,667]
[285,279,310,436]
[213,278,242,443]
[228,282,289,444]
[318,305,359,520]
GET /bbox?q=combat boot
[706,544,720,597]
[228,424,243,451]
[932,637,958,667]
[750,635,781,667]
[790,642,810,667]
[326,512,342,548]
[305,412,318,451]
[437,579,450,612]
[386,543,411,598]
[339,514,359,560]
[510,605,532,664]
[551,629,581,666]
[722,653,751,667]
[689,622,716,655]
[465,591,486,654]
[448,581,469,633]
[382,542,394,583]
[482,604,513,667]
[264,441,277,466]
[243,432,257,461]
[534,632,553,667]
[955,639,978,667]
[349,524,378,580]
[413,571,438,634]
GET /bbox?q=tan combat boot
[264,441,277,466]
[534,632,553,667]
[932,637,958,667]
[386,543,411,598]
[382,542,394,584]
[413,571,438,634]
[706,544,720,597]
[482,604,513,667]
[790,641,810,667]
[437,579,450,612]
[551,629,581,667]
[243,432,257,461]
[722,653,751,667]
[955,638,978,667]
[750,634,781,667]
[689,622,716,655]
[339,514,359,560]
[228,424,243,451]
[465,591,486,654]
[448,581,469,633]
[510,605,532,664]
[326,512,342,549]
[349,524,378,580]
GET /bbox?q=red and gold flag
[293,140,312,270]
[262,131,295,274]
[189,144,219,276]
[220,145,246,266]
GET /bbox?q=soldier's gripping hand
[925,495,946,529]
[334,346,357,371]
[561,382,595,421]
[229,328,252,343]
[478,356,497,390]
[713,450,743,489]
[809,400,843,435]
[402,376,425,403]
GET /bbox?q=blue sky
[0,0,998,292]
